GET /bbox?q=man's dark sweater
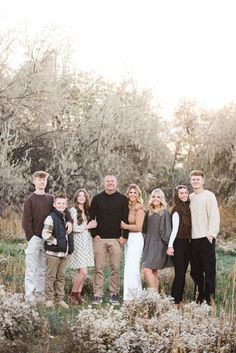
[90,191,129,239]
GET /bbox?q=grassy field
[0,238,235,352]
[0,238,235,315]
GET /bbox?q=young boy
[22,171,72,306]
[42,194,74,309]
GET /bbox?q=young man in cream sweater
[189,170,220,305]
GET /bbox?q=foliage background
[0,20,235,353]
[0,26,236,240]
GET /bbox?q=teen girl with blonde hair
[142,188,173,290]
[121,184,145,301]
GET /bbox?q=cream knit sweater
[190,190,220,239]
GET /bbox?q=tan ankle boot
[70,292,79,305]
[77,292,84,304]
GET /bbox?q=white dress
[123,232,144,300]
[68,207,94,269]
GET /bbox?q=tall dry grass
[0,207,24,240]
[220,206,236,240]
[1,205,236,240]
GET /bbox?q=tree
[171,99,236,205]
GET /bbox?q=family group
[22,170,220,309]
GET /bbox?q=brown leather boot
[70,292,79,305]
[77,292,84,304]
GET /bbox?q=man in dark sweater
[22,171,72,306]
[90,175,129,305]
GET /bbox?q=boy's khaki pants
[45,254,69,301]
[93,238,122,297]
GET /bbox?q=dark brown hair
[171,185,191,229]
[73,189,90,225]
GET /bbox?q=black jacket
[45,209,74,255]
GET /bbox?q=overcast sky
[1,0,236,117]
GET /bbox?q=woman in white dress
[69,189,96,304]
[121,184,145,301]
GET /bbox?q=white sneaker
[57,300,69,309]
[25,297,37,308]
[45,300,55,309]
[35,294,46,305]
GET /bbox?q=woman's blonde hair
[126,184,144,205]
[148,188,167,214]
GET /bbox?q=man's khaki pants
[45,254,69,301]
[93,238,122,297]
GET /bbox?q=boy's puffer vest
[45,210,74,255]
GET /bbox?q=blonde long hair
[126,184,144,206]
[148,188,167,214]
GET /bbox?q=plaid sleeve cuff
[42,216,57,244]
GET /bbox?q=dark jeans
[171,238,190,304]
[190,237,216,303]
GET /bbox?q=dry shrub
[0,340,29,353]
[0,285,48,352]
[217,239,236,256]
[220,206,236,239]
[64,306,127,353]
[65,290,235,353]
[0,255,9,271]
